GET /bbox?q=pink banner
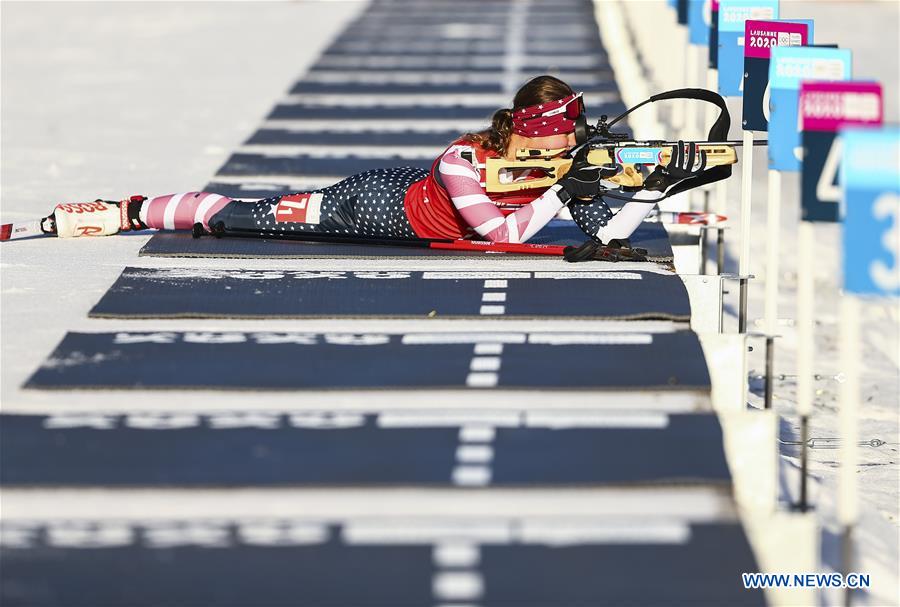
[712,0,719,10]
[800,81,883,132]
[744,20,808,59]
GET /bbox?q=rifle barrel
[621,140,768,146]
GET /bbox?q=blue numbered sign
[741,19,811,132]
[841,127,900,297]
[768,46,851,171]
[689,0,711,46]
[717,0,779,97]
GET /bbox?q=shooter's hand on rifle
[644,141,707,193]
[556,159,620,204]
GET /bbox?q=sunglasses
[539,92,585,120]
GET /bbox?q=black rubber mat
[0,413,729,486]
[139,221,674,260]
[88,269,690,320]
[0,520,764,607]
[24,331,710,391]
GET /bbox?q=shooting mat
[0,518,764,607]
[24,331,711,392]
[139,221,674,260]
[89,269,691,320]
[0,412,729,487]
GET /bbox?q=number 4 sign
[801,82,883,222]
[841,126,900,296]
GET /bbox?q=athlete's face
[525,131,577,151]
[506,131,576,159]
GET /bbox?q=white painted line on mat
[465,373,499,388]
[401,333,526,345]
[423,272,529,280]
[469,357,501,372]
[377,411,518,428]
[524,411,670,429]
[343,520,510,545]
[433,542,481,568]
[532,271,643,280]
[478,305,505,315]
[473,343,504,355]
[527,333,654,345]
[0,487,737,520]
[452,416,498,486]
[432,571,484,602]
[459,426,497,443]
[452,466,492,486]
[456,445,494,464]
[519,520,691,545]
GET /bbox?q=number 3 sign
[841,127,900,296]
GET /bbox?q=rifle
[485,88,767,197]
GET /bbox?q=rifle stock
[484,143,739,193]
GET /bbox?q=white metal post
[796,220,816,510]
[838,294,861,592]
[738,129,755,332]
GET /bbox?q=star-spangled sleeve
[437,145,564,243]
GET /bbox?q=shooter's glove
[644,141,707,193]
[556,160,620,204]
[53,196,147,238]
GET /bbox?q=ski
[651,211,728,225]
[0,217,54,241]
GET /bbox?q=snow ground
[1,0,366,400]
[1,0,898,605]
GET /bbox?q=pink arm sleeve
[140,192,234,231]
[438,145,563,243]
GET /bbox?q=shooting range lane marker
[478,278,507,317]
[467,279,508,385]
[452,417,499,488]
[433,396,487,607]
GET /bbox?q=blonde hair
[460,75,575,154]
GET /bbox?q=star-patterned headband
[511,92,584,137]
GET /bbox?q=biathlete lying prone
[39,76,711,248]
